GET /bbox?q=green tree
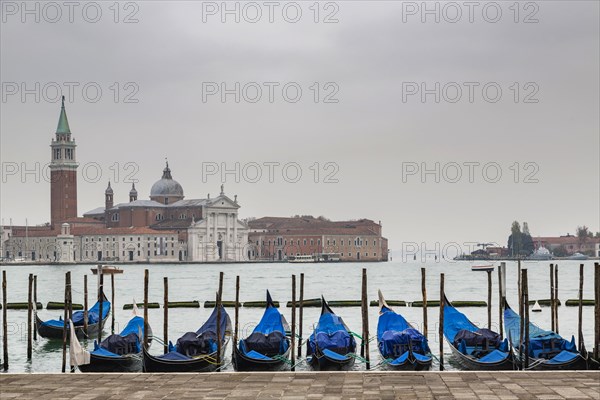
[507,221,522,256]
[553,245,568,257]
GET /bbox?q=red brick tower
[50,96,78,226]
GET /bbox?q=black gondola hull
[78,353,143,373]
[35,313,108,340]
[516,353,589,371]
[448,342,515,371]
[142,341,228,373]
[232,346,290,371]
[306,351,355,371]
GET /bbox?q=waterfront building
[248,216,388,261]
[533,235,600,256]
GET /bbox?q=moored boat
[504,301,589,370]
[306,297,357,371]
[377,290,432,371]
[443,295,514,370]
[288,255,315,263]
[35,293,110,339]
[91,265,123,274]
[233,290,291,371]
[71,304,151,372]
[143,305,231,372]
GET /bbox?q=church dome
[150,163,184,198]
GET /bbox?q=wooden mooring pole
[594,262,600,360]
[555,264,559,332]
[216,271,223,370]
[61,271,70,373]
[111,273,115,334]
[523,269,530,370]
[33,275,37,341]
[143,269,149,349]
[27,273,33,360]
[2,270,8,371]
[550,263,555,332]
[163,277,168,354]
[498,266,503,338]
[233,275,240,360]
[98,266,104,343]
[439,273,445,371]
[421,267,428,337]
[487,270,492,330]
[361,268,370,370]
[83,275,88,336]
[291,274,296,372]
[578,264,584,352]
[297,273,304,357]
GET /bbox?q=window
[327,240,330,246]
[374,240,376,246]
[374,253,377,257]
[310,239,314,246]
[164,197,169,204]
[303,239,307,245]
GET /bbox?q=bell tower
[50,96,78,226]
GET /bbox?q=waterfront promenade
[1,371,599,399]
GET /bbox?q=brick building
[533,235,600,256]
[248,216,388,261]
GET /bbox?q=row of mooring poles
[5,261,600,372]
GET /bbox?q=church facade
[3,99,249,263]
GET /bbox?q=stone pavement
[1,371,599,399]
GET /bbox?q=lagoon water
[0,260,597,372]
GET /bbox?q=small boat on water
[143,305,231,372]
[443,295,514,370]
[36,293,111,339]
[532,301,542,313]
[70,304,151,372]
[377,290,432,371]
[529,246,553,260]
[567,252,588,260]
[504,301,589,370]
[91,265,123,274]
[471,265,495,272]
[288,255,315,263]
[233,291,291,371]
[306,297,357,371]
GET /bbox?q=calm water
[0,260,597,372]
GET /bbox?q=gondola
[306,296,357,371]
[377,290,432,371]
[233,290,291,371]
[70,304,151,372]
[143,305,231,372]
[35,293,110,339]
[443,295,514,370]
[504,301,589,370]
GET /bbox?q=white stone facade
[187,193,249,262]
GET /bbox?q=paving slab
[0,371,598,399]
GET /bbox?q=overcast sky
[1,1,598,255]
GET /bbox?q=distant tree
[521,222,534,255]
[576,226,590,245]
[595,232,600,238]
[317,215,330,221]
[507,221,523,257]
